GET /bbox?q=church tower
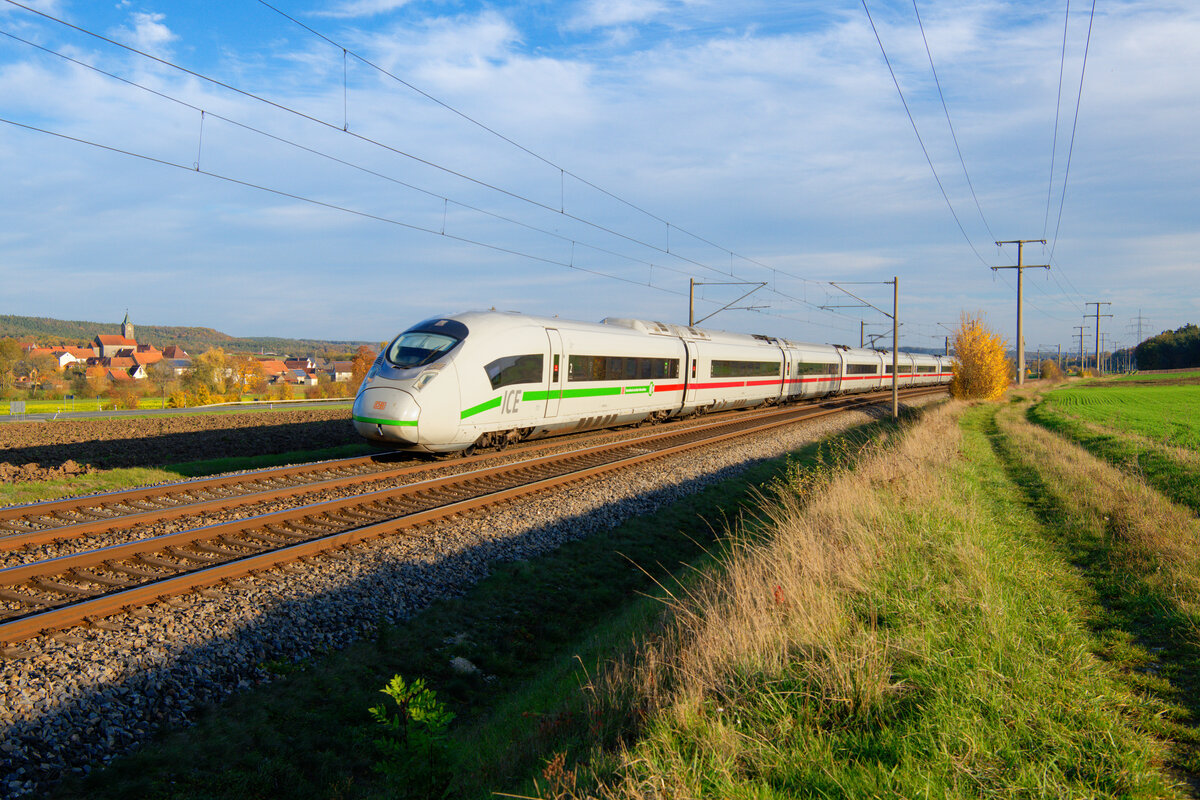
[121,311,134,342]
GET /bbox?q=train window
[845,364,878,375]
[710,360,780,378]
[567,355,680,381]
[795,362,839,375]
[386,331,461,369]
[485,354,544,390]
[916,365,936,373]
[553,354,560,382]
[885,364,915,374]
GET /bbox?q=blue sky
[1,0,1196,356]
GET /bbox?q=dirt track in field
[0,408,359,480]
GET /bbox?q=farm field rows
[1031,374,1200,514]
[1039,378,1200,449]
[50,380,1200,799]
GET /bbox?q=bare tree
[146,360,178,408]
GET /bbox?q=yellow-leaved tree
[949,311,1011,400]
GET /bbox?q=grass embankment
[546,401,1189,798]
[1031,379,1200,514]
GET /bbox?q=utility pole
[1086,301,1113,375]
[993,239,1050,385]
[1127,309,1151,370]
[937,322,956,357]
[826,277,899,419]
[1073,324,1090,373]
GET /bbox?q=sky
[1,0,1196,356]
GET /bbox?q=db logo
[372,400,387,410]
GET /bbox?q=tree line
[1135,324,1200,371]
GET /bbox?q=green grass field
[1040,381,1200,449]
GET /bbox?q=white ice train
[352,311,953,453]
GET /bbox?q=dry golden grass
[1044,406,1200,470]
[557,404,967,798]
[996,402,1200,619]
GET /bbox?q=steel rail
[0,387,918,551]
[0,392,846,537]
[0,386,945,645]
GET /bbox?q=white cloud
[312,0,414,20]
[567,0,669,31]
[112,11,177,58]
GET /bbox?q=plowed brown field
[0,408,359,481]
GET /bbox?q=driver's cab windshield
[386,331,460,369]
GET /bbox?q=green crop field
[1041,380,1200,450]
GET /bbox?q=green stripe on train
[460,397,502,419]
[353,415,417,427]
[462,385,634,419]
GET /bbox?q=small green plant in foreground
[369,675,456,797]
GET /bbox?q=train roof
[431,311,939,359]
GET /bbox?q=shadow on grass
[976,405,1200,779]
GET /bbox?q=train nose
[352,386,421,445]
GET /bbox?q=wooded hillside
[1136,323,1200,370]
[0,315,372,358]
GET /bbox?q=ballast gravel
[0,398,938,797]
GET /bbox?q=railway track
[0,393,834,550]
[0,387,943,646]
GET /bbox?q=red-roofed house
[134,345,163,366]
[94,334,138,359]
[257,359,289,377]
[55,347,96,367]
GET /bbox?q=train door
[544,328,563,417]
[684,339,699,406]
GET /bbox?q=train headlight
[413,369,438,391]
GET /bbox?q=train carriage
[353,310,951,453]
[781,340,842,400]
[837,346,886,394]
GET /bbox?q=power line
[254,0,835,300]
[911,0,995,243]
[1043,0,1070,241]
[1048,0,1098,262]
[861,0,990,268]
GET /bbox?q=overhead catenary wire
[1,0,850,325]
[0,27,698,282]
[252,0,828,296]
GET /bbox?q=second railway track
[0,387,943,646]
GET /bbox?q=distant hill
[0,314,373,359]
